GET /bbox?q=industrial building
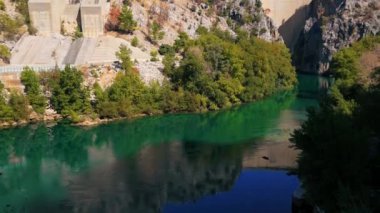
[28,0,108,37]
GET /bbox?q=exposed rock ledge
[294,0,380,74]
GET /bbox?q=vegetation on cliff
[292,36,380,212]
[0,29,296,125]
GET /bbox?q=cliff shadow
[278,5,310,53]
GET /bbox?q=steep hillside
[294,0,380,74]
[128,0,282,45]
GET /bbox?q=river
[0,75,330,213]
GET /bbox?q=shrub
[8,91,29,121]
[149,21,165,44]
[0,44,11,63]
[119,4,137,33]
[0,0,5,11]
[158,44,174,55]
[131,36,139,47]
[150,50,159,61]
[116,44,133,72]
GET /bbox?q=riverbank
[0,76,323,212]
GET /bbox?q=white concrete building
[28,0,108,37]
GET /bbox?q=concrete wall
[29,0,108,37]
[80,0,107,37]
[29,2,52,35]
[28,0,68,35]
[262,0,311,51]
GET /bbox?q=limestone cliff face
[129,0,282,44]
[215,0,282,42]
[294,0,380,74]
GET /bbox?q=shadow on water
[0,75,330,212]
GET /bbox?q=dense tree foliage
[8,91,29,121]
[0,81,29,122]
[50,66,92,118]
[165,28,296,109]
[20,67,46,114]
[291,36,380,212]
[1,28,296,124]
[0,13,23,39]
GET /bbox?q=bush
[119,4,137,33]
[8,91,29,121]
[0,44,11,63]
[0,0,5,11]
[158,44,174,55]
[0,13,23,39]
[116,44,133,72]
[131,36,139,47]
[0,82,14,122]
[150,50,159,61]
[149,21,165,44]
[13,0,30,24]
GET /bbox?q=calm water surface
[0,75,329,213]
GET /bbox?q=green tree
[173,32,189,52]
[162,52,176,76]
[119,4,137,33]
[0,81,13,121]
[0,13,23,39]
[51,66,91,117]
[0,0,5,11]
[20,67,46,114]
[149,21,165,44]
[8,91,29,121]
[291,36,380,212]
[116,44,133,72]
[0,44,11,63]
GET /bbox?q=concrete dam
[262,0,312,51]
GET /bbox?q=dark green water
[0,75,329,213]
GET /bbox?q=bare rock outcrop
[215,0,282,42]
[294,0,380,74]
[130,0,281,43]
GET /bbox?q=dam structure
[28,0,108,37]
[262,0,312,51]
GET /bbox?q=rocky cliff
[294,0,380,74]
[214,0,282,42]
[130,0,281,44]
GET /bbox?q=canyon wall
[294,0,380,74]
[262,0,311,51]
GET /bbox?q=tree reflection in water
[0,85,322,212]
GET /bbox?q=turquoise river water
[0,75,330,213]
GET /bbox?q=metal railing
[0,64,72,73]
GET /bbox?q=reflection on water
[0,75,329,212]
